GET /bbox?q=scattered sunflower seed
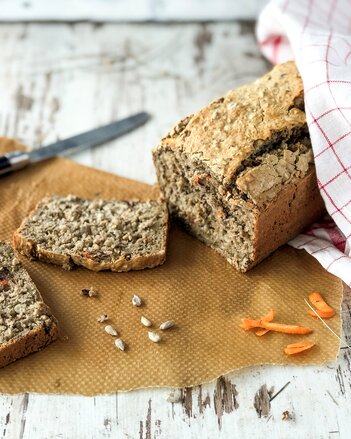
[115,338,126,351]
[165,388,182,403]
[105,325,118,336]
[81,287,98,298]
[97,314,108,323]
[148,331,161,343]
[159,320,175,330]
[132,295,142,307]
[141,316,152,327]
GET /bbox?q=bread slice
[0,242,58,368]
[153,62,325,272]
[13,195,169,272]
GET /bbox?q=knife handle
[0,151,30,177]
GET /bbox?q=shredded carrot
[255,309,274,336]
[240,319,312,335]
[308,292,335,319]
[259,321,312,334]
[255,328,270,336]
[240,319,261,330]
[307,309,335,319]
[261,309,274,322]
[284,341,316,355]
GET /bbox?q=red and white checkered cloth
[256,0,351,286]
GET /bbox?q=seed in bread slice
[0,242,58,368]
[13,195,169,272]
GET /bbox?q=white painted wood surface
[0,0,266,22]
[0,21,350,439]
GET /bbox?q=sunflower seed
[132,295,142,307]
[165,388,182,403]
[97,314,108,323]
[148,331,161,343]
[105,325,118,336]
[160,320,175,330]
[115,338,126,351]
[141,316,152,327]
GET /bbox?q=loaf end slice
[13,195,169,272]
[153,61,325,272]
[0,242,58,368]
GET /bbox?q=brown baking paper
[0,138,343,395]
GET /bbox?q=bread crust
[0,318,58,368]
[13,198,169,272]
[247,168,325,271]
[157,61,305,185]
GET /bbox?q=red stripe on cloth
[309,220,338,229]
[259,35,283,64]
[305,80,351,95]
[305,59,340,67]
[319,164,351,189]
[324,227,346,251]
[330,198,351,216]
[272,35,282,64]
[314,130,351,159]
[310,244,335,255]
[326,254,348,270]
[318,178,351,225]
[299,0,314,49]
[308,107,351,127]
[307,102,351,183]
[295,237,321,248]
[325,32,351,131]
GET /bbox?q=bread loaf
[153,62,325,272]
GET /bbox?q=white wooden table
[0,20,351,439]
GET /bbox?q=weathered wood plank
[0,21,268,184]
[0,0,265,22]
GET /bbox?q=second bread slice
[13,195,169,272]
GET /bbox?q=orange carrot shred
[240,319,312,335]
[255,328,270,336]
[254,309,274,336]
[240,319,261,330]
[261,309,274,322]
[259,321,312,334]
[284,341,316,355]
[307,309,335,319]
[308,292,335,319]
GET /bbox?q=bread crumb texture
[0,243,56,345]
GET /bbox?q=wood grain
[0,21,350,439]
[0,0,265,22]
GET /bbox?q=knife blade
[0,111,150,177]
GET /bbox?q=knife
[0,111,150,177]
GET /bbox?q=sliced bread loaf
[13,195,169,272]
[153,62,325,272]
[0,242,58,368]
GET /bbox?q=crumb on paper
[282,410,291,421]
[81,287,99,298]
[97,314,108,323]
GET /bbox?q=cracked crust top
[157,61,305,185]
